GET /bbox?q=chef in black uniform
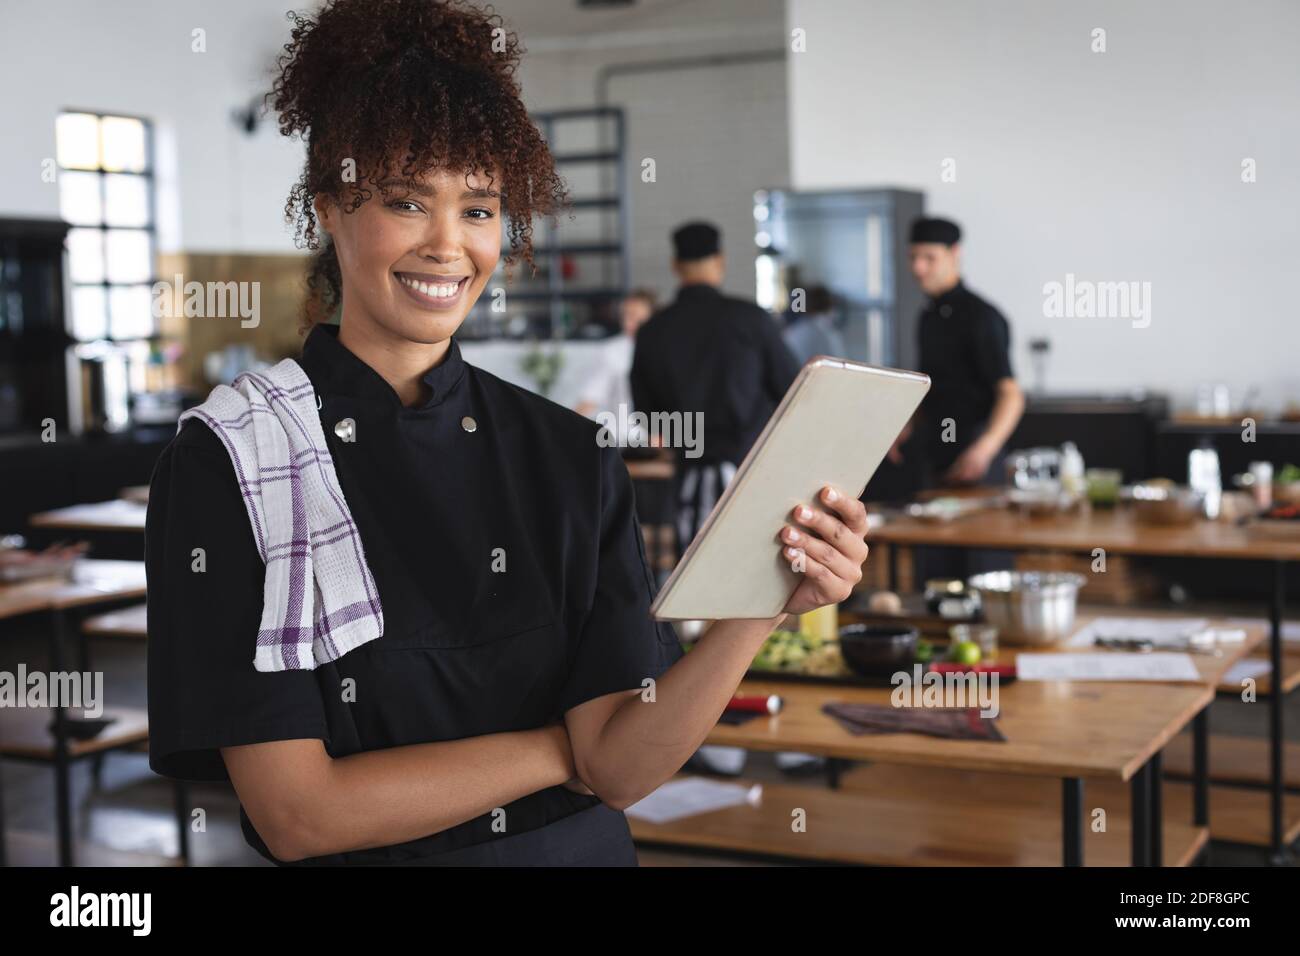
[630,221,801,551]
[145,3,872,865]
[894,217,1025,582]
[899,217,1024,487]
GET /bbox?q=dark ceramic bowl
[837,623,919,679]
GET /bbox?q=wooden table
[869,501,1299,861]
[697,677,1212,866]
[0,559,149,867]
[643,607,1254,866]
[27,499,148,533]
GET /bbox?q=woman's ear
[312,193,334,236]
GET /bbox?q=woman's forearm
[275,725,574,859]
[576,615,783,809]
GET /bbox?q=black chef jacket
[916,280,1015,473]
[630,283,800,466]
[145,321,683,865]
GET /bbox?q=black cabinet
[0,218,74,435]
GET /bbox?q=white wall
[787,0,1300,413]
[0,0,790,293]
[0,0,307,252]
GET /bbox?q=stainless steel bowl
[966,571,1086,646]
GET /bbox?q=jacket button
[334,418,356,441]
[461,416,477,433]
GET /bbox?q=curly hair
[267,0,569,332]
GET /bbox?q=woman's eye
[389,199,422,213]
[465,207,496,220]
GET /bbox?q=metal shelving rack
[511,106,630,336]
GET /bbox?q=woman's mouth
[394,272,470,310]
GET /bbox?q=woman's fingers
[791,496,868,564]
[781,524,861,583]
[817,484,870,535]
[782,544,854,604]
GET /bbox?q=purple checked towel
[177,358,383,671]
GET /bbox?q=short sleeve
[971,306,1014,386]
[556,444,684,714]
[145,421,330,782]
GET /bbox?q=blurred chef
[899,216,1024,487]
[631,220,799,548]
[575,289,658,440]
[782,284,846,364]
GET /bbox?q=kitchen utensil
[1008,487,1078,518]
[966,571,1085,646]
[1124,482,1205,526]
[1006,447,1062,490]
[838,623,919,678]
[924,579,980,619]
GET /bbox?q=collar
[929,279,966,307]
[676,282,723,302]
[299,321,468,412]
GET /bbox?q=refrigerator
[753,188,925,371]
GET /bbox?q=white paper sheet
[1016,652,1201,682]
[1223,658,1271,684]
[1066,618,1209,648]
[624,777,760,825]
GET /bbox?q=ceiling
[489,0,784,46]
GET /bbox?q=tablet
[649,356,930,621]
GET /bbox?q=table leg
[1268,560,1290,864]
[824,757,847,790]
[1150,751,1163,866]
[1062,778,1083,866]
[50,608,74,867]
[174,780,191,865]
[1192,705,1209,827]
[1131,761,1151,867]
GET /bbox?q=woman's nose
[416,221,464,262]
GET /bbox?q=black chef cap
[672,221,722,261]
[908,217,962,246]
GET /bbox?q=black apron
[388,804,639,866]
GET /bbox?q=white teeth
[400,275,459,298]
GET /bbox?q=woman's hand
[779,483,870,616]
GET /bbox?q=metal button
[334,418,355,441]
[461,416,477,433]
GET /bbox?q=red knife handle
[727,694,783,714]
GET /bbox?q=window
[56,111,157,344]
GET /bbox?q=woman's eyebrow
[375,179,499,199]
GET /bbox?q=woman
[145,0,870,866]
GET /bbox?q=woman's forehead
[369,164,501,195]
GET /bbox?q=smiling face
[314,165,502,346]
